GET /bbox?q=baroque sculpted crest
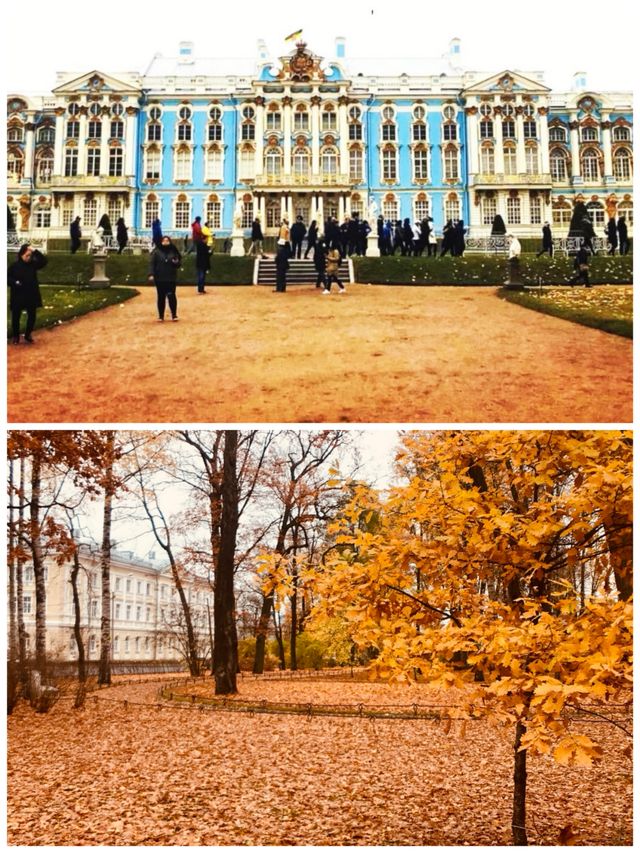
[278,42,325,82]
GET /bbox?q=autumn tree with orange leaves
[312,430,632,846]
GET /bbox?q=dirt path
[7,284,632,423]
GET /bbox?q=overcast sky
[5,0,636,94]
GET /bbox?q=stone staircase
[254,257,354,286]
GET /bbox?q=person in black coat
[247,217,266,257]
[70,216,82,254]
[439,219,455,257]
[148,235,181,320]
[490,214,506,236]
[290,216,307,259]
[605,218,618,255]
[358,219,371,256]
[581,215,597,255]
[116,218,128,254]
[376,215,385,255]
[98,213,112,238]
[617,216,629,255]
[8,244,48,343]
[194,237,210,294]
[346,214,360,256]
[570,242,591,287]
[274,244,290,292]
[536,222,553,257]
[313,238,327,288]
[402,218,413,256]
[453,220,466,256]
[304,220,318,259]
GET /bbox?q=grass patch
[7,285,139,336]
[499,285,633,338]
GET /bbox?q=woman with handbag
[148,235,181,320]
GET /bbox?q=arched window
[613,148,632,181]
[586,200,605,228]
[241,105,255,140]
[348,105,362,140]
[7,124,23,143]
[612,126,631,142]
[381,145,397,181]
[442,104,456,141]
[503,142,517,174]
[293,105,309,132]
[581,125,598,142]
[7,148,24,179]
[550,148,568,181]
[239,144,255,180]
[292,146,310,179]
[349,146,363,182]
[382,195,398,222]
[37,126,55,144]
[549,126,567,142]
[144,145,161,181]
[444,194,460,222]
[443,145,459,180]
[412,145,428,181]
[144,197,159,228]
[381,105,396,142]
[321,145,339,177]
[206,195,222,229]
[525,142,538,175]
[36,150,53,184]
[265,146,282,176]
[321,104,337,132]
[414,194,430,221]
[107,197,123,222]
[33,202,51,229]
[617,201,633,226]
[208,106,222,141]
[480,143,495,174]
[205,145,223,181]
[581,147,601,181]
[174,197,191,229]
[174,145,192,181]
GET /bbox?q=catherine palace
[6,37,633,240]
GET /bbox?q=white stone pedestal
[230,232,246,257]
[367,233,381,257]
[88,251,111,288]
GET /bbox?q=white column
[23,118,36,180]
[538,107,550,174]
[317,194,324,226]
[601,112,613,177]
[99,114,110,176]
[78,111,88,175]
[515,113,526,174]
[280,195,287,219]
[494,109,504,174]
[466,107,479,175]
[283,95,292,176]
[53,109,65,176]
[338,195,345,220]
[338,98,349,176]
[259,195,266,224]
[569,112,581,179]
[255,98,265,175]
[311,96,320,175]
[286,195,293,221]
[124,107,137,176]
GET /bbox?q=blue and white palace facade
[6,38,633,240]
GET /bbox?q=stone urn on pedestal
[88,226,111,288]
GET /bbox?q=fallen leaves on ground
[7,677,632,846]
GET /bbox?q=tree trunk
[512,719,528,845]
[290,581,298,671]
[8,459,18,661]
[29,452,47,679]
[273,605,286,670]
[17,458,28,686]
[98,432,115,686]
[603,513,633,602]
[70,549,87,707]
[214,430,239,695]
[253,592,273,674]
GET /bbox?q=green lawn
[7,285,139,337]
[499,285,632,338]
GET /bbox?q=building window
[241,122,255,141]
[124,636,130,653]
[382,146,397,181]
[113,636,120,654]
[293,108,309,131]
[506,196,521,224]
[381,122,396,142]
[321,146,338,177]
[145,637,150,653]
[413,147,429,181]
[68,102,80,116]
[61,199,74,226]
[242,106,255,121]
[110,120,124,139]
[146,606,151,622]
[161,584,168,599]
[413,122,427,142]
[266,202,280,228]
[115,602,121,619]
[530,194,542,224]
[292,147,310,179]
[206,200,221,228]
[581,126,598,142]
[266,108,282,131]
[137,581,142,594]
[617,203,633,226]
[550,149,568,181]
[66,120,80,139]
[64,147,78,177]
[239,147,255,180]
[444,195,460,222]
[146,583,151,596]
[144,199,159,228]
[612,126,631,142]
[523,120,537,139]
[107,195,122,222]
[88,120,102,139]
[443,123,457,141]
[178,106,192,120]
[265,147,282,176]
[587,201,605,229]
[443,146,459,180]
[89,636,97,654]
[382,197,398,221]
[348,122,362,141]
[503,144,517,174]
[135,637,140,653]
[414,197,430,221]
[175,148,192,181]
[91,600,99,617]
[126,604,132,620]
[349,147,363,183]
[525,143,538,175]
[581,147,600,181]
[177,122,192,142]
[37,126,55,143]
[23,595,32,614]
[482,195,497,225]
[33,205,51,228]
[502,120,516,139]
[479,119,493,139]
[147,122,162,142]
[549,126,566,142]
[175,200,190,229]
[109,147,123,177]
[115,577,121,592]
[613,148,632,180]
[205,146,223,181]
[8,126,24,142]
[136,605,142,621]
[126,579,132,593]
[83,198,97,227]
[242,200,254,228]
[321,106,337,132]
[144,147,161,181]
[480,144,495,174]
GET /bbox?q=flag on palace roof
[284,29,303,42]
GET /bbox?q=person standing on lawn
[617,215,629,255]
[536,222,553,257]
[8,244,48,344]
[570,242,591,287]
[70,216,82,254]
[116,218,128,254]
[148,235,181,320]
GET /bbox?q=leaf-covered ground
[7,677,631,846]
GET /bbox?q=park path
[7,284,632,424]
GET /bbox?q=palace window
[443,122,457,141]
[349,147,363,183]
[89,103,102,117]
[581,147,601,181]
[61,198,74,225]
[480,119,493,139]
[413,146,429,181]
[36,153,53,184]
[241,121,255,140]
[293,106,309,131]
[502,119,516,139]
[529,193,542,224]
[144,146,161,181]
[581,126,598,142]
[525,143,539,175]
[64,147,78,176]
[242,200,254,228]
[265,147,282,176]
[348,105,362,140]
[178,106,192,120]
[550,148,568,181]
[206,200,222,229]
[23,595,32,615]
[175,147,192,181]
[617,201,633,226]
[413,119,427,142]
[124,636,129,653]
[612,126,631,142]
[479,103,492,117]
[147,122,161,142]
[381,146,397,181]
[8,126,24,142]
[292,147,310,178]
[66,120,80,139]
[83,198,97,227]
[444,195,460,222]
[144,199,159,228]
[506,195,521,224]
[177,121,192,141]
[208,107,222,141]
[242,106,255,120]
[480,143,495,174]
[381,122,396,142]
[110,120,124,139]
[135,637,140,653]
[86,147,101,176]
[321,105,337,132]
[88,120,102,139]
[482,195,497,225]
[136,605,142,621]
[549,126,567,142]
[89,636,97,654]
[126,579,131,592]
[205,146,223,181]
[239,146,255,180]
[113,636,120,654]
[115,602,121,619]
[321,146,338,176]
[149,106,162,120]
[8,149,24,179]
[613,148,632,180]
[175,200,190,229]
[112,102,124,116]
[266,202,280,228]
[502,103,515,117]
[266,107,282,131]
[523,120,537,139]
[382,196,398,222]
[414,197,430,221]
[37,126,55,143]
[503,143,517,174]
[109,146,123,177]
[443,145,459,180]
[587,200,605,228]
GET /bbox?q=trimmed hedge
[6,251,254,286]
[353,255,633,286]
